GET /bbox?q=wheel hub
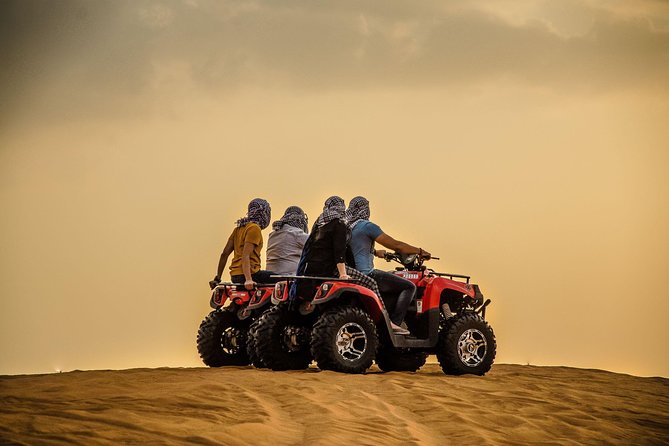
[457,328,487,367]
[283,325,306,353]
[221,327,244,355]
[336,322,367,362]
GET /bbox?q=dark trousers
[369,269,417,325]
[231,270,279,286]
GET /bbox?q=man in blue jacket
[345,196,431,335]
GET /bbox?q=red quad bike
[306,253,496,375]
[251,276,342,371]
[196,281,274,367]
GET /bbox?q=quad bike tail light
[272,281,286,304]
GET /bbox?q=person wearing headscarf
[265,206,309,275]
[211,198,275,290]
[345,196,431,335]
[293,196,381,301]
[292,196,349,299]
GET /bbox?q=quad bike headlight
[256,289,263,297]
[321,283,330,293]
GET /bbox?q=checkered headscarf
[236,198,271,229]
[345,196,370,229]
[272,206,308,233]
[315,196,345,227]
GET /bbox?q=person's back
[228,222,264,277]
[265,206,309,275]
[350,220,384,274]
[210,198,275,290]
[266,225,308,274]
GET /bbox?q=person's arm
[241,224,264,290]
[333,222,350,279]
[375,233,431,258]
[212,236,234,286]
[331,221,347,265]
[373,249,387,258]
[336,262,349,280]
[294,231,308,251]
[241,241,255,290]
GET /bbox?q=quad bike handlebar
[384,252,474,282]
[383,251,439,270]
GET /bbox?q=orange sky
[1,0,668,377]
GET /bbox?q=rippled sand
[1,364,668,445]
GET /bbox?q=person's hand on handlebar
[374,249,387,259]
[339,274,351,280]
[244,279,256,290]
[209,275,221,289]
[418,248,431,259]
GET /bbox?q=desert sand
[1,362,667,445]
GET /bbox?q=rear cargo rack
[430,272,471,283]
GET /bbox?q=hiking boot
[390,322,410,335]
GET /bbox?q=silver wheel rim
[336,322,367,362]
[457,328,487,367]
[221,327,243,355]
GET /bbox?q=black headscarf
[315,196,346,227]
[272,206,308,233]
[344,196,370,229]
[235,198,271,230]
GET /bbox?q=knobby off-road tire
[376,346,428,372]
[311,306,378,374]
[197,309,250,367]
[254,305,312,371]
[246,316,267,368]
[437,313,496,376]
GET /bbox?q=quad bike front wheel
[311,306,378,374]
[197,308,250,367]
[254,305,312,371]
[437,313,496,375]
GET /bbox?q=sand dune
[1,363,668,445]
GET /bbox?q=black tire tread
[247,317,267,368]
[196,309,250,367]
[254,305,311,371]
[436,313,496,376]
[310,306,378,374]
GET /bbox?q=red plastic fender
[313,282,385,321]
[247,287,274,310]
[420,276,477,311]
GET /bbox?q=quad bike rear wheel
[311,306,378,374]
[246,317,267,368]
[437,313,496,375]
[376,346,428,372]
[254,305,312,371]
[197,308,250,367]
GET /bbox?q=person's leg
[230,274,245,284]
[345,266,381,297]
[252,270,279,285]
[232,271,277,286]
[370,270,416,326]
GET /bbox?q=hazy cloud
[2,0,668,122]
